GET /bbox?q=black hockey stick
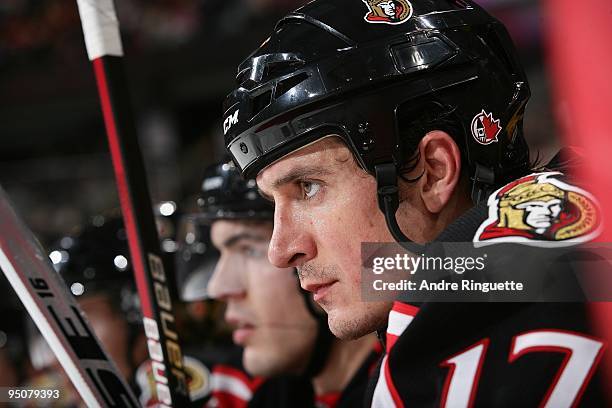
[0,186,139,407]
[75,0,188,406]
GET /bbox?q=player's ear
[417,130,462,213]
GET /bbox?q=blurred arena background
[0,0,559,244]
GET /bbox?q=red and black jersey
[247,344,383,408]
[204,347,264,408]
[202,342,381,407]
[207,363,264,408]
[322,343,382,408]
[367,172,609,407]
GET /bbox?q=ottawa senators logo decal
[363,0,413,25]
[136,356,211,404]
[474,172,602,246]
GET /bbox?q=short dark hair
[397,99,467,179]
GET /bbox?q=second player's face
[208,220,318,377]
[257,137,393,340]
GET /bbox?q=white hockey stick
[0,185,139,407]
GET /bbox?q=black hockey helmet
[197,160,273,221]
[49,216,141,324]
[186,161,269,301]
[223,0,530,242]
[175,219,220,302]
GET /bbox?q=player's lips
[226,315,256,345]
[304,280,338,302]
[232,325,255,345]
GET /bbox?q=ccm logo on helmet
[223,109,239,135]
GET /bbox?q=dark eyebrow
[257,166,333,202]
[223,232,267,248]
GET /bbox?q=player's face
[379,1,396,17]
[257,137,392,340]
[208,220,318,377]
[518,199,562,229]
[79,295,132,377]
[44,294,133,403]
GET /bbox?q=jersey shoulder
[371,301,609,407]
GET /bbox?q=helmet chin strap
[375,163,425,252]
[470,163,495,204]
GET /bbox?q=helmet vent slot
[392,37,454,74]
[274,72,309,99]
[251,90,273,116]
[262,60,305,83]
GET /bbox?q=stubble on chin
[327,301,391,340]
[298,263,392,339]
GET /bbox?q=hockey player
[198,161,381,407]
[220,0,608,405]
[20,216,148,407]
[50,218,147,392]
[174,218,257,407]
[47,215,220,406]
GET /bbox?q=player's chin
[326,306,374,340]
[243,345,294,377]
[243,346,276,377]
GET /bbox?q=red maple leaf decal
[481,111,502,142]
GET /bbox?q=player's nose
[268,202,317,268]
[206,254,246,300]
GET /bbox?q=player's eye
[300,180,321,200]
[240,245,265,258]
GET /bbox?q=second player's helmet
[49,216,141,324]
[197,160,273,220]
[223,0,530,196]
